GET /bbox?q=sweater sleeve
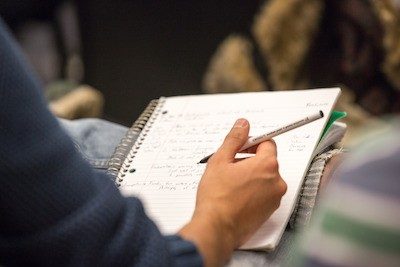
[0,18,202,267]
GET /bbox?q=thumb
[216,118,249,162]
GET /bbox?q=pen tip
[319,110,324,118]
[198,153,213,164]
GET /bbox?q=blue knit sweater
[0,19,202,267]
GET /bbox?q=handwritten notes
[119,88,341,249]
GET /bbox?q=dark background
[1,0,263,125]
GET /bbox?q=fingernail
[234,118,248,128]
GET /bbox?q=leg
[59,118,128,170]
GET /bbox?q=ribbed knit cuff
[166,235,204,267]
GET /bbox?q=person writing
[0,18,286,267]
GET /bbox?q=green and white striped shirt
[291,118,400,267]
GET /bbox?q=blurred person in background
[0,0,104,120]
[288,119,400,266]
[204,0,400,146]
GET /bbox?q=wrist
[179,209,236,266]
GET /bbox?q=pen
[198,110,324,164]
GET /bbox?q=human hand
[179,118,287,266]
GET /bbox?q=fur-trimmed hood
[205,0,400,92]
[203,0,400,144]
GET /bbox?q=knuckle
[277,178,287,196]
[265,157,279,171]
[269,180,286,210]
[266,139,277,150]
[274,198,282,210]
[226,131,243,144]
[259,140,277,155]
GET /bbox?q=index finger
[255,139,277,159]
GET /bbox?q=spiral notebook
[108,88,342,250]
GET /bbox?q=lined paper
[120,88,341,250]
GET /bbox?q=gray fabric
[289,149,342,229]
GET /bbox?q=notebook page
[313,122,347,158]
[120,88,341,249]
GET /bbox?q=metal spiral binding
[288,148,342,229]
[107,98,166,186]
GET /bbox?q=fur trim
[203,35,266,93]
[334,86,377,144]
[201,0,393,145]
[252,0,323,90]
[373,0,400,90]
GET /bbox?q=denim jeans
[60,118,294,266]
[59,118,129,171]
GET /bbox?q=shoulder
[334,116,400,198]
